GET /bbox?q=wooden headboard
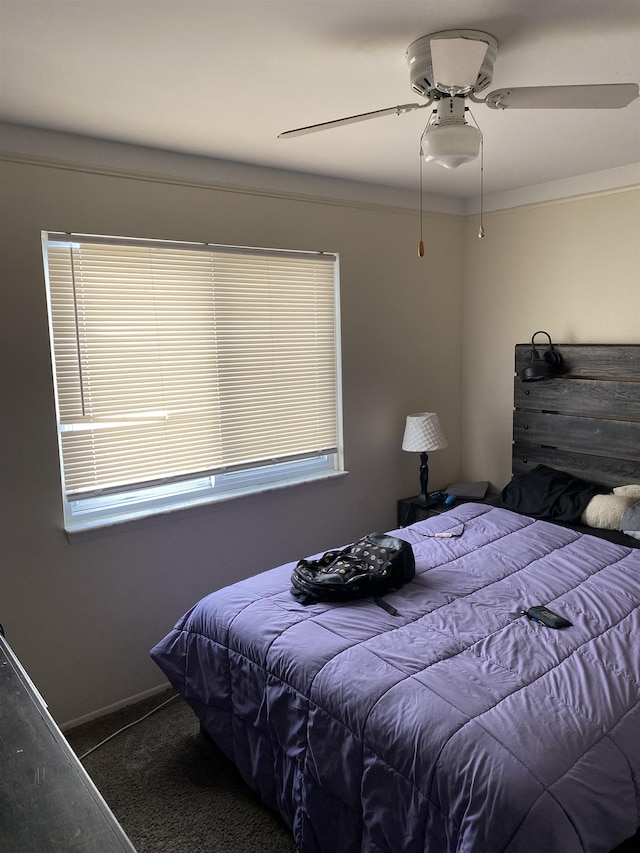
[513,343,640,487]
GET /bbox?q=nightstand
[397,495,450,526]
[397,492,493,527]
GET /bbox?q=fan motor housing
[406,30,498,97]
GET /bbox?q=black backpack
[290,533,415,610]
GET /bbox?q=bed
[151,343,640,853]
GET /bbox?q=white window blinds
[44,234,339,499]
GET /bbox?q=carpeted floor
[65,690,296,853]
[66,690,639,853]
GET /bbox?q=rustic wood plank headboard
[513,343,640,487]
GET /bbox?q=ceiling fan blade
[430,36,489,94]
[485,83,639,110]
[278,102,428,138]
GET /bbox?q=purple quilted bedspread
[151,504,640,852]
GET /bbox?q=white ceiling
[1,0,639,200]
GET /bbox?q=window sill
[64,469,348,543]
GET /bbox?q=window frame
[42,232,344,534]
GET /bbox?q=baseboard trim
[60,682,173,731]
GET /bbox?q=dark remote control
[522,606,572,629]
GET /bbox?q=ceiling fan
[278,30,639,170]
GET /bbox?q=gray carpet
[65,690,296,853]
[66,690,639,853]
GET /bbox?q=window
[43,233,342,533]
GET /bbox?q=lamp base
[419,452,430,500]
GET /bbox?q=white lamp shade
[422,123,481,169]
[402,413,448,452]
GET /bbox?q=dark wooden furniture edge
[0,633,137,852]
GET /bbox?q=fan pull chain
[417,114,434,258]
[418,149,425,257]
[468,108,485,238]
[478,131,485,238]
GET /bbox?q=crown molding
[465,163,640,215]
[0,121,463,216]
[2,122,637,218]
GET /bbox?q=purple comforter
[151,504,640,852]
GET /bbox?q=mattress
[151,503,640,852]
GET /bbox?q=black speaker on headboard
[520,330,564,382]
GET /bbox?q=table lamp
[402,412,448,499]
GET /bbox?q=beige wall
[460,188,640,489]
[0,156,464,724]
[1,151,638,725]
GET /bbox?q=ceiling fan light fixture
[430,36,490,96]
[422,122,481,169]
[406,30,498,97]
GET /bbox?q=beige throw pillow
[581,494,637,529]
[613,484,640,498]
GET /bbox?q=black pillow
[497,464,606,523]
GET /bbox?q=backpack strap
[374,597,398,616]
